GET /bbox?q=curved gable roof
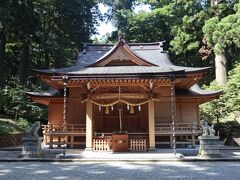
[76,40,172,68]
[87,37,157,67]
[33,37,210,82]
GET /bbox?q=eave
[176,95,221,104]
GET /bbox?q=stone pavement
[1,145,240,161]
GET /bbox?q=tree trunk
[211,0,226,85]
[215,52,227,86]
[0,31,6,114]
[44,49,50,68]
[211,0,221,7]
[18,35,30,84]
[0,31,6,88]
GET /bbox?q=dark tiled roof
[33,40,209,75]
[34,65,209,76]
[134,49,172,66]
[78,42,171,68]
[32,42,181,74]
[176,84,222,97]
[26,88,59,97]
[31,39,221,99]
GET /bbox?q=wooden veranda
[42,122,202,151]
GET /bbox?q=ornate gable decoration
[88,37,157,67]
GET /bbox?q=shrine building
[27,37,221,152]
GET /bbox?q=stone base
[148,147,156,152]
[20,137,42,158]
[56,153,83,159]
[18,153,44,158]
[85,147,93,151]
[198,136,221,158]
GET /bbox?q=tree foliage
[124,10,171,43]
[0,78,47,123]
[201,62,240,122]
[1,0,240,127]
[105,0,208,67]
[101,0,135,36]
[104,0,240,124]
[203,2,240,54]
[0,0,100,122]
[104,0,240,81]
[201,1,240,85]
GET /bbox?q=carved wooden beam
[89,93,151,100]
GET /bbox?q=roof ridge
[84,43,114,46]
[86,37,159,67]
[83,40,165,47]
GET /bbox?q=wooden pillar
[148,101,156,150]
[85,101,93,151]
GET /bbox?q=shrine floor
[1,145,240,161]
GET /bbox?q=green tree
[0,0,13,88]
[201,62,240,122]
[203,2,240,85]
[123,10,171,43]
[168,0,206,66]
[1,78,47,122]
[120,0,206,67]
[9,0,39,84]
[101,0,135,38]
[126,0,240,85]
[33,0,99,69]
[0,0,100,123]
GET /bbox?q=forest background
[0,0,240,137]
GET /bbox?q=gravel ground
[0,161,240,180]
[1,148,240,160]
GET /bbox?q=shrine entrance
[92,103,149,152]
[86,85,154,152]
[93,103,148,134]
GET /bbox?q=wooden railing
[42,122,202,149]
[93,137,112,151]
[130,139,147,151]
[155,122,202,148]
[42,124,86,134]
[42,124,86,148]
[155,123,202,135]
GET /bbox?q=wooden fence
[155,122,202,148]
[42,124,86,148]
[93,138,112,151]
[130,139,147,151]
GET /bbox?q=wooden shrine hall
[27,37,221,152]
